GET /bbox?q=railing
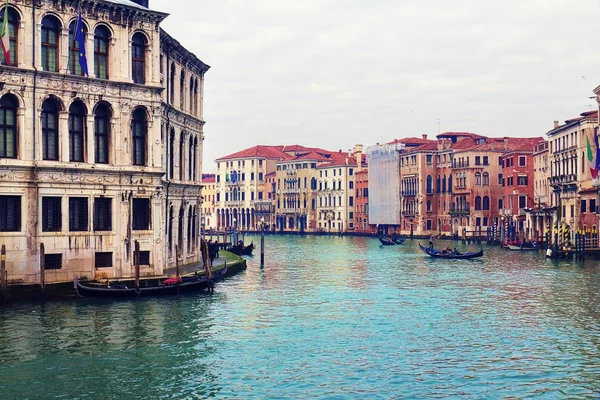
[549,174,577,186]
[224,200,244,207]
[283,188,301,194]
[452,160,470,168]
[552,144,577,155]
[449,202,470,214]
[225,180,242,186]
[402,210,416,217]
[401,191,417,196]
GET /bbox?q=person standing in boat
[429,234,436,250]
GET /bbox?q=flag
[0,0,10,65]
[587,134,598,179]
[74,10,88,76]
[595,128,600,173]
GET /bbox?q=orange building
[355,169,376,234]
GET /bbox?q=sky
[153,0,600,173]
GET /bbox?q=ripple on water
[1,236,600,398]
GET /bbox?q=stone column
[59,111,69,162]
[86,32,95,78]
[60,27,69,74]
[86,114,94,163]
[17,21,25,69]
[35,22,42,70]
[16,107,26,160]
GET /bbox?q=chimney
[553,120,559,129]
[504,138,508,150]
[491,141,495,150]
[354,144,364,171]
[422,134,427,140]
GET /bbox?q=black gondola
[378,234,406,246]
[418,243,483,259]
[228,241,254,256]
[74,264,228,299]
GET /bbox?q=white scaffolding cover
[367,142,404,225]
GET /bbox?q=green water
[1,236,600,398]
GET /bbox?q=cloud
[153,0,600,171]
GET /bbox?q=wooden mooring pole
[39,243,46,301]
[1,244,6,301]
[175,244,180,295]
[134,240,140,293]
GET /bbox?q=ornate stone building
[0,0,209,283]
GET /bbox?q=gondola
[418,243,483,259]
[228,241,254,256]
[74,264,228,299]
[378,234,406,246]
[506,243,539,251]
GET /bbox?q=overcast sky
[153,0,600,172]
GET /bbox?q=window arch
[187,205,193,252]
[41,15,60,72]
[169,63,175,104]
[194,78,199,116]
[177,205,184,255]
[189,76,194,114]
[474,196,482,210]
[168,206,173,256]
[131,33,146,84]
[0,94,18,159]
[442,175,446,193]
[94,25,110,79]
[482,172,489,186]
[41,98,59,160]
[448,174,452,192]
[68,20,87,75]
[169,129,175,179]
[426,175,433,194]
[94,103,111,163]
[474,172,481,185]
[68,101,86,162]
[131,107,147,165]
[193,137,198,181]
[483,196,490,211]
[0,7,19,65]
[188,135,193,181]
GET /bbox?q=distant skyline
[154,0,600,172]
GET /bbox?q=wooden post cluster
[39,243,46,300]
[0,244,6,301]
[134,240,140,292]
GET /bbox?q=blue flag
[74,11,88,76]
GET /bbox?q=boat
[506,243,539,251]
[418,243,483,259]
[74,264,228,299]
[228,241,254,256]
[378,234,406,246]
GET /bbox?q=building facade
[0,0,209,283]
[201,174,216,229]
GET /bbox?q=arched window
[436,175,440,193]
[179,132,184,180]
[131,108,147,165]
[131,33,146,84]
[168,206,173,256]
[41,98,58,160]
[177,206,184,255]
[474,172,481,185]
[187,205,192,253]
[189,76,194,114]
[68,20,87,75]
[0,94,17,159]
[188,136,193,181]
[168,129,175,179]
[426,175,433,194]
[0,7,19,65]
[482,172,489,186]
[426,200,431,211]
[68,101,86,162]
[194,78,199,116]
[193,137,198,181]
[442,175,446,193]
[94,26,110,79]
[483,196,490,211]
[41,16,60,72]
[304,177,307,188]
[94,103,110,163]
[448,174,452,192]
[475,196,482,210]
[169,63,175,104]
[180,70,185,110]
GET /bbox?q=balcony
[225,180,242,186]
[552,144,577,156]
[283,188,301,194]
[549,175,577,191]
[401,191,417,197]
[281,208,301,214]
[224,200,244,207]
[402,210,416,217]
[449,202,470,215]
[452,160,470,168]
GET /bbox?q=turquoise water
[2,236,600,398]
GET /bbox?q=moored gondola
[506,242,539,251]
[228,241,254,256]
[74,264,228,299]
[378,234,406,246]
[418,243,483,259]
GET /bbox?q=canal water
[1,236,600,399]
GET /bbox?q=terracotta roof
[216,145,292,161]
[436,132,486,140]
[451,138,477,150]
[293,151,331,162]
[389,137,434,146]
[265,171,276,177]
[548,110,599,135]
[317,155,364,168]
[201,174,215,183]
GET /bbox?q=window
[132,198,150,230]
[349,168,354,175]
[426,200,431,211]
[349,196,354,206]
[41,16,60,72]
[349,212,354,219]
[68,101,86,162]
[132,108,147,165]
[0,195,20,232]
[475,172,481,185]
[42,197,62,232]
[0,7,18,65]
[517,176,528,186]
[169,63,175,103]
[349,181,354,189]
[94,198,112,231]
[581,199,587,213]
[591,199,597,213]
[499,156,503,166]
[519,196,527,209]
[94,26,110,79]
[426,154,432,164]
[482,172,489,186]
[426,220,432,230]
[139,251,150,265]
[474,196,481,210]
[180,70,185,110]
[519,156,526,167]
[426,175,433,194]
[69,197,88,231]
[0,94,18,159]
[498,173,502,185]
[483,196,490,211]
[131,33,146,84]
[483,156,488,165]
[475,156,481,165]
[41,99,59,160]
[94,103,110,163]
[168,131,175,179]
[188,136,193,180]
[95,252,112,268]
[68,20,87,76]
[193,137,198,181]
[44,254,62,270]
[498,198,503,210]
